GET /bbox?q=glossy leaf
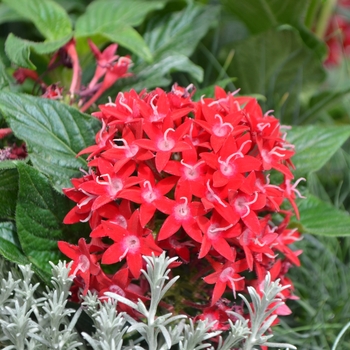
[229,28,325,122]
[287,125,350,178]
[144,3,220,60]
[0,169,18,220]
[15,163,75,275]
[75,0,166,61]
[0,91,100,191]
[2,0,72,41]
[295,194,350,236]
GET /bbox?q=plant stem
[315,0,338,39]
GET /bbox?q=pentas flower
[90,210,162,278]
[60,84,303,332]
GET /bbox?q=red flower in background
[324,1,350,65]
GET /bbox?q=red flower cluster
[59,85,303,329]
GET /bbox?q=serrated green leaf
[229,28,325,122]
[0,221,30,266]
[15,163,76,275]
[295,194,350,236]
[5,33,72,69]
[5,34,34,69]
[287,125,350,178]
[0,169,18,220]
[0,91,100,192]
[0,159,28,170]
[2,0,72,41]
[144,3,219,60]
[75,0,166,61]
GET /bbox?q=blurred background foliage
[1,0,350,348]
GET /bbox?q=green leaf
[299,87,350,123]
[0,3,24,25]
[129,54,204,90]
[287,125,350,178]
[295,194,350,236]
[0,55,11,89]
[222,0,308,34]
[75,0,166,61]
[221,0,326,59]
[0,169,18,220]
[2,0,72,41]
[144,3,220,60]
[5,33,72,69]
[229,28,325,122]
[0,159,28,170]
[15,163,75,275]
[0,221,30,266]
[0,91,100,192]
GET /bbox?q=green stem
[315,0,338,39]
[305,0,321,29]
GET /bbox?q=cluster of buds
[13,39,132,111]
[59,84,303,329]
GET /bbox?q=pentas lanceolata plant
[58,84,304,331]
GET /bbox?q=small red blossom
[58,238,100,295]
[90,210,162,278]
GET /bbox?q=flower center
[212,114,233,137]
[174,197,190,221]
[113,138,139,158]
[219,267,234,282]
[124,235,140,253]
[111,214,127,228]
[157,128,175,151]
[142,181,159,203]
[181,160,205,181]
[96,174,123,197]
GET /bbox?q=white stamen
[206,180,227,207]
[118,92,133,114]
[105,96,116,107]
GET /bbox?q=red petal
[127,253,142,278]
[158,215,181,240]
[140,203,156,227]
[211,281,226,305]
[102,243,124,264]
[155,151,171,172]
[212,239,235,261]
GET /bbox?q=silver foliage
[0,254,296,350]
